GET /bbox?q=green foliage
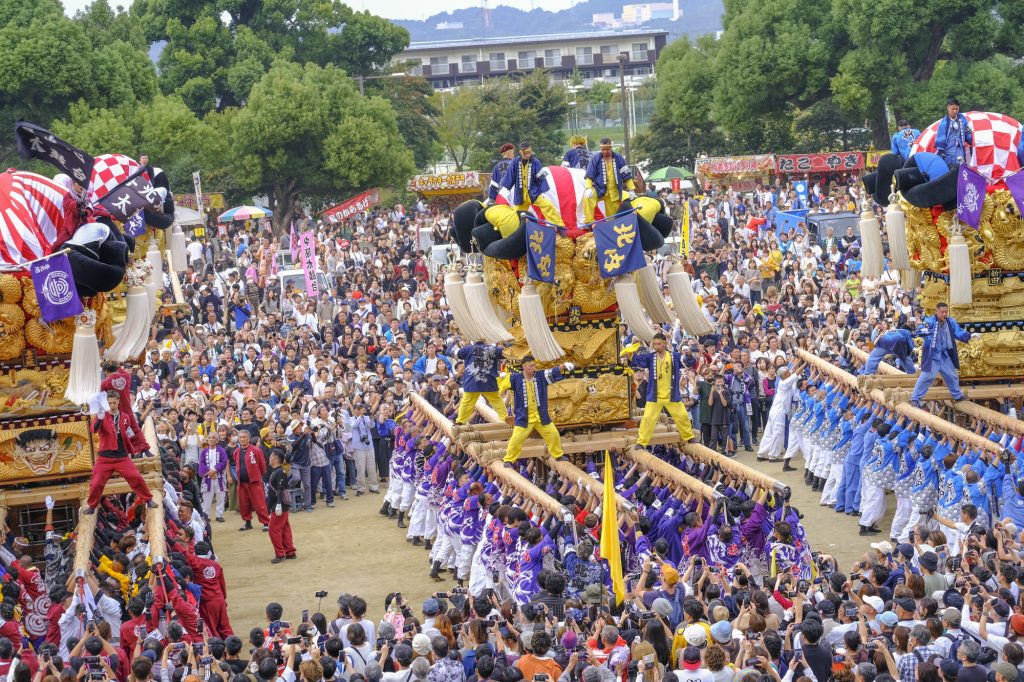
[430,88,481,171]
[638,0,1024,163]
[218,61,414,231]
[366,76,441,171]
[466,71,569,171]
[584,81,615,106]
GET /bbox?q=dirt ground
[217,445,898,630]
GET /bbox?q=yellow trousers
[638,400,695,446]
[503,419,564,462]
[515,195,564,227]
[584,192,623,224]
[455,391,507,424]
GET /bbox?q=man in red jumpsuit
[101,363,148,450]
[183,541,232,637]
[232,429,270,531]
[86,390,155,514]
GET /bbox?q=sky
[61,0,580,21]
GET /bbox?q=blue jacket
[413,353,454,376]
[935,113,973,165]
[562,147,591,170]
[631,350,683,403]
[891,127,921,159]
[500,156,550,206]
[912,152,949,182]
[917,315,971,372]
[510,367,564,427]
[875,329,915,359]
[585,151,633,200]
[457,342,503,393]
[489,158,513,201]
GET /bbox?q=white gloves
[274,504,283,516]
[45,495,54,510]
[562,362,575,371]
[627,190,637,200]
[971,333,982,340]
[583,188,596,200]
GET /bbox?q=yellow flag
[599,450,625,605]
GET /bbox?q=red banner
[670,177,681,192]
[322,189,380,223]
[775,152,864,174]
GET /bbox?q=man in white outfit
[756,361,803,464]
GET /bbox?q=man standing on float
[627,333,695,448]
[503,356,574,463]
[583,137,636,223]
[498,141,564,227]
[455,341,508,424]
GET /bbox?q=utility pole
[617,53,630,164]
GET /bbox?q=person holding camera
[347,403,379,495]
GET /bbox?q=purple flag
[125,210,146,238]
[956,164,987,228]
[1004,170,1024,216]
[31,252,83,322]
[290,222,299,262]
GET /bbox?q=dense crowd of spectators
[2,158,1023,682]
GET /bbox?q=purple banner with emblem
[1004,170,1024,217]
[30,252,83,322]
[956,164,987,228]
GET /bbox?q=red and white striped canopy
[0,170,67,267]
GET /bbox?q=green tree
[832,0,1023,147]
[467,71,569,170]
[430,87,482,171]
[0,0,156,159]
[221,61,414,232]
[366,75,440,171]
[585,80,615,105]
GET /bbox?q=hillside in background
[395,0,723,43]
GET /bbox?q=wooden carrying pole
[847,344,1024,437]
[797,349,1002,454]
[681,443,790,496]
[620,445,718,501]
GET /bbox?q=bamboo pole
[620,446,718,500]
[544,455,637,522]
[462,442,568,518]
[846,344,1024,437]
[409,393,455,440]
[798,349,1002,453]
[73,505,97,574]
[147,486,166,562]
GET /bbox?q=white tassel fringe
[900,269,919,292]
[444,270,484,342]
[65,311,101,404]
[169,222,187,273]
[106,265,152,362]
[519,282,564,362]
[860,202,883,279]
[614,275,656,344]
[667,264,713,336]
[885,198,909,270]
[948,233,973,305]
[635,262,674,325]
[464,271,513,344]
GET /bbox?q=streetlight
[356,72,406,96]
[616,53,630,164]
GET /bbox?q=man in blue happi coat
[935,97,973,166]
[910,302,978,407]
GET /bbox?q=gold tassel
[464,270,513,344]
[635,261,674,325]
[667,263,713,336]
[614,275,656,343]
[65,309,101,404]
[518,281,564,362]
[900,268,919,292]
[885,194,909,270]
[860,197,883,279]
[948,222,972,305]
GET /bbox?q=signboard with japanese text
[695,155,775,178]
[775,152,864,174]
[407,172,482,195]
[322,189,381,224]
[175,192,225,211]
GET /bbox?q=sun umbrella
[218,205,273,221]
[646,166,694,182]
